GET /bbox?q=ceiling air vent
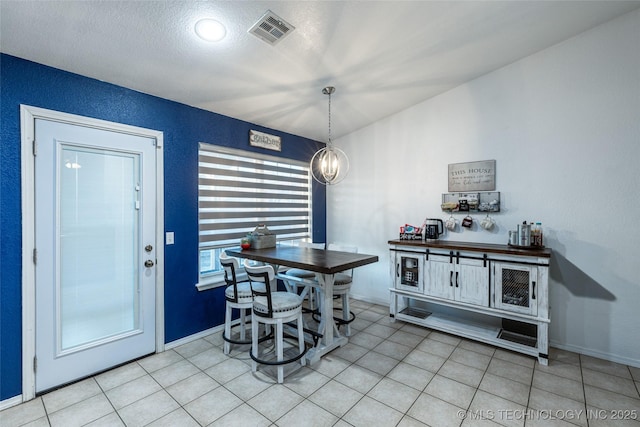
[248,10,295,46]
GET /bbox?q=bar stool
[326,244,358,336]
[281,242,325,312]
[220,252,265,355]
[244,259,306,383]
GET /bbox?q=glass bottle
[534,222,543,247]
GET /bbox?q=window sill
[196,272,250,291]
[196,275,224,291]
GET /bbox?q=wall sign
[249,130,281,151]
[448,160,496,192]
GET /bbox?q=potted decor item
[241,235,251,250]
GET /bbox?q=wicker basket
[250,225,276,249]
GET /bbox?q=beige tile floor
[2,299,639,427]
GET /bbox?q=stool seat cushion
[333,273,353,294]
[225,282,265,302]
[253,292,302,315]
[333,273,352,286]
[284,268,316,279]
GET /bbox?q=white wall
[328,9,640,366]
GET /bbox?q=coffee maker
[424,218,444,241]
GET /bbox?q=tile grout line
[93,371,127,427]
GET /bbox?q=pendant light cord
[323,86,335,147]
[327,90,332,147]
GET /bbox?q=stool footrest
[250,342,307,366]
[285,321,323,346]
[333,309,356,326]
[312,309,356,327]
[223,325,273,345]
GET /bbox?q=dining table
[225,245,379,364]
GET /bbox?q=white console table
[389,240,552,365]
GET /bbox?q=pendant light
[310,87,349,185]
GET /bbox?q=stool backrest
[243,259,276,317]
[220,252,242,302]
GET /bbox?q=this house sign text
[448,160,496,192]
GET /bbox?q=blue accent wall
[0,53,326,400]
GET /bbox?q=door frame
[20,105,165,401]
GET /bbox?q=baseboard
[550,340,640,369]
[164,323,226,350]
[0,394,23,411]
[350,293,388,308]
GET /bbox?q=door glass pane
[400,256,420,287]
[59,145,140,351]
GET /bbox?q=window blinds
[198,143,311,250]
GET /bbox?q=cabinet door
[394,252,424,293]
[455,258,489,306]
[425,255,454,300]
[493,263,538,316]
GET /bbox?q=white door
[455,258,489,306]
[424,255,454,300]
[34,118,157,392]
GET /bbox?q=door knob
[144,260,155,268]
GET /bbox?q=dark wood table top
[225,246,379,274]
[388,239,552,258]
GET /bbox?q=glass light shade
[310,145,349,185]
[195,19,226,42]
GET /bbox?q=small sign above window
[448,160,496,192]
[249,130,281,151]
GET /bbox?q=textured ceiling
[2,1,639,142]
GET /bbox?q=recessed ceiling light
[195,19,226,42]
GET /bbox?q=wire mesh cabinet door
[492,262,538,316]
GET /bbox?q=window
[198,143,312,286]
